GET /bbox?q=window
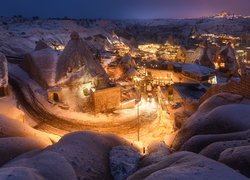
[83,88,90,96]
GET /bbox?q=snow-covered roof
[182,64,215,77]
[174,83,209,100]
[0,53,8,87]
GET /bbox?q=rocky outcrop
[0,167,45,180]
[56,32,111,88]
[219,145,250,178]
[170,92,250,178]
[109,146,141,180]
[139,142,171,168]
[0,52,8,94]
[173,104,250,150]
[4,150,77,180]
[180,129,250,153]
[1,131,130,180]
[127,151,247,180]
[0,115,52,146]
[200,140,250,160]
[46,131,129,180]
[172,92,250,151]
[0,137,46,166]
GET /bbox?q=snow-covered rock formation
[22,32,111,89]
[127,151,247,180]
[170,92,250,178]
[172,93,249,150]
[0,131,130,180]
[139,142,171,168]
[109,146,141,180]
[0,115,52,146]
[0,53,8,96]
[22,46,60,88]
[56,32,111,88]
[219,145,250,177]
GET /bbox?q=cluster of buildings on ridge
[1,30,250,124]
[21,32,121,113]
[95,31,250,128]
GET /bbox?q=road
[9,75,156,138]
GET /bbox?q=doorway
[0,87,5,97]
[53,93,59,102]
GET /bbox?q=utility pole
[137,84,142,142]
[137,100,140,141]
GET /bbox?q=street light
[136,85,142,142]
[137,99,140,141]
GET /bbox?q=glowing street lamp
[137,99,140,141]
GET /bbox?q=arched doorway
[0,87,5,97]
[53,93,59,102]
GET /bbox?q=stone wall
[92,87,121,113]
[199,75,250,104]
[146,68,197,84]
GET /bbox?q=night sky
[0,0,250,19]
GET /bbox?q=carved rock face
[70,31,80,40]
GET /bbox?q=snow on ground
[8,64,149,124]
[0,95,25,122]
[0,19,113,56]
[0,86,61,143]
[1,17,250,56]
[9,63,173,147]
[0,115,52,146]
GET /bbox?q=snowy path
[8,63,172,146]
[9,75,157,138]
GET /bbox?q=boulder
[3,150,77,180]
[46,131,129,180]
[0,137,45,166]
[0,167,44,180]
[219,145,250,178]
[127,151,248,180]
[172,104,250,150]
[200,140,250,160]
[180,130,250,153]
[139,142,171,168]
[1,131,130,180]
[109,146,141,180]
[198,93,243,114]
[0,115,52,146]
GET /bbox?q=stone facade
[146,68,199,85]
[92,87,121,113]
[47,87,63,103]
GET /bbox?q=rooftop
[173,82,210,101]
